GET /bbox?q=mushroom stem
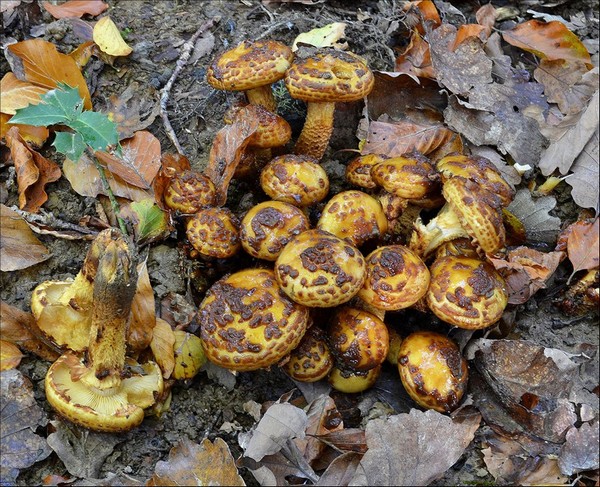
[82,236,137,390]
[293,102,335,160]
[246,85,277,112]
[409,203,469,258]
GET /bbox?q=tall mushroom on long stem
[284,47,375,160]
[45,231,163,432]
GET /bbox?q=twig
[10,206,99,238]
[160,17,220,155]
[256,20,294,40]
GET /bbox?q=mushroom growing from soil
[164,169,217,214]
[207,39,293,112]
[284,47,375,160]
[281,326,333,382]
[328,364,381,393]
[44,231,163,432]
[186,207,241,259]
[197,268,310,371]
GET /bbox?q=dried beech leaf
[148,438,244,486]
[315,452,362,486]
[565,218,600,274]
[0,340,23,370]
[507,189,561,244]
[93,16,132,57]
[350,409,481,486]
[128,261,155,352]
[0,204,51,271]
[5,127,61,212]
[565,125,599,212]
[452,24,487,51]
[149,318,175,379]
[394,30,435,79]
[292,22,347,51]
[42,0,108,19]
[0,112,49,147]
[7,39,92,109]
[559,421,600,475]
[0,72,48,115]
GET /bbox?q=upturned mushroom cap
[426,255,508,329]
[317,190,388,247]
[275,229,367,308]
[240,200,310,261]
[164,170,217,214]
[281,326,333,382]
[398,331,468,413]
[186,207,241,259]
[45,353,163,433]
[345,154,388,190]
[434,237,480,260]
[198,268,310,371]
[327,307,389,372]
[357,245,430,310]
[371,153,440,200]
[260,154,329,206]
[328,364,381,393]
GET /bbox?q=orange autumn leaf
[475,3,497,34]
[5,127,61,212]
[128,261,156,352]
[0,72,48,115]
[69,41,96,69]
[7,39,92,109]
[95,131,162,189]
[154,153,191,210]
[451,24,487,51]
[0,340,23,371]
[150,318,176,379]
[395,30,435,78]
[0,112,49,147]
[502,20,591,64]
[403,1,441,35]
[566,218,600,275]
[42,0,108,19]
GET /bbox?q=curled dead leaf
[42,0,108,19]
[149,318,176,379]
[93,16,133,56]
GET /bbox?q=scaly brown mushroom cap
[275,229,367,308]
[261,154,329,207]
[281,326,333,382]
[186,207,241,259]
[198,268,310,371]
[285,47,374,160]
[345,154,388,190]
[207,40,293,111]
[357,245,430,311]
[317,190,388,247]
[327,307,389,372]
[240,200,310,261]
[398,331,468,413]
[164,170,217,214]
[426,255,508,329]
[371,153,440,200]
[328,364,381,393]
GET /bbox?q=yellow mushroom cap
[198,268,309,371]
[426,255,508,329]
[186,207,241,259]
[371,153,440,200]
[275,229,367,308]
[442,177,506,255]
[328,364,381,393]
[327,307,389,372]
[172,330,207,380]
[45,353,163,433]
[385,325,403,366]
[285,48,374,103]
[281,326,333,382]
[227,104,292,149]
[261,154,329,206]
[207,40,293,92]
[345,154,388,190]
[164,170,217,214]
[434,237,480,260]
[240,200,310,261]
[317,190,388,247]
[357,245,430,311]
[398,331,468,413]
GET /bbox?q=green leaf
[52,132,86,161]
[68,111,118,151]
[9,102,69,126]
[129,199,170,244]
[9,84,83,126]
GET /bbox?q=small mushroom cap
[434,237,480,260]
[285,48,374,103]
[164,170,217,214]
[186,207,241,259]
[357,245,430,311]
[328,364,381,393]
[371,153,440,199]
[327,307,389,372]
[198,268,310,371]
[261,154,329,206]
[317,190,388,247]
[240,200,310,261]
[275,229,367,308]
[45,353,163,433]
[443,177,506,255]
[385,325,403,366]
[281,326,333,382]
[345,154,388,189]
[426,255,508,329]
[398,331,468,413]
[207,40,293,91]
[437,154,515,206]
[226,104,292,149]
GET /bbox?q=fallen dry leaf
[149,317,176,379]
[42,0,107,19]
[292,22,347,51]
[502,19,592,64]
[147,438,245,486]
[0,72,48,115]
[0,112,49,147]
[0,204,51,271]
[5,127,61,212]
[0,340,23,370]
[128,261,156,352]
[394,30,435,78]
[489,247,565,304]
[7,39,92,109]
[452,24,487,51]
[559,420,600,475]
[564,217,600,280]
[93,16,132,56]
[566,125,599,212]
[350,408,481,486]
[69,40,96,69]
[402,0,441,35]
[507,189,562,244]
[315,451,362,486]
[153,152,191,211]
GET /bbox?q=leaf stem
[86,147,129,236]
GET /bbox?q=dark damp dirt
[1,1,598,485]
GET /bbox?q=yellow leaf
[292,22,347,51]
[172,330,206,380]
[0,73,48,115]
[93,16,133,56]
[1,340,24,371]
[150,318,176,379]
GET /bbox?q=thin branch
[160,17,221,154]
